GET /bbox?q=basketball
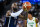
[22,2,31,11]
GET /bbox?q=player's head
[11,2,18,12]
[28,12,32,19]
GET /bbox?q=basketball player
[4,3,24,27]
[27,13,38,27]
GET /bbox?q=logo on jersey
[28,22,34,24]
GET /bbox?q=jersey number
[30,25,33,27]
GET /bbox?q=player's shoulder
[33,17,37,20]
[33,17,38,20]
[33,17,36,18]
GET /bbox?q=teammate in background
[27,13,38,27]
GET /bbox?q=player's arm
[11,9,23,17]
[35,18,38,27]
[35,18,38,23]
[19,14,24,18]
[23,20,27,27]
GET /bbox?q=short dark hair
[28,11,32,15]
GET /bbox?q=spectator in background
[0,0,7,18]
[0,20,3,27]
[30,4,35,12]
[16,18,23,27]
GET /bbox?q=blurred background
[0,0,40,27]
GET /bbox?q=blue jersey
[4,16,18,27]
[9,16,18,27]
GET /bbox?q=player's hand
[6,10,11,16]
[22,6,27,11]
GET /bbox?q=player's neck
[29,17,33,20]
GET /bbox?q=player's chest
[27,20,35,25]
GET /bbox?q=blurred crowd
[0,0,40,27]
